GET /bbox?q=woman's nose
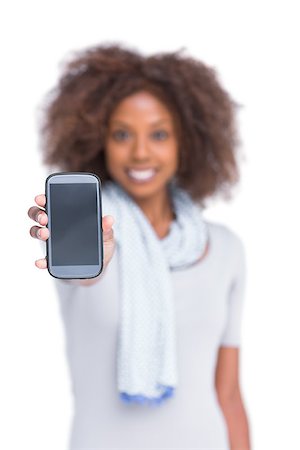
[131,136,151,160]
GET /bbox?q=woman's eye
[112,130,130,141]
[151,130,169,140]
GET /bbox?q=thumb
[102,215,115,232]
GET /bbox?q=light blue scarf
[101,180,208,406]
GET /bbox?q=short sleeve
[220,235,247,347]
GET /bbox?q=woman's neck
[133,188,176,237]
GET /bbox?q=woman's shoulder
[205,220,245,257]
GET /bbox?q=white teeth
[127,169,156,181]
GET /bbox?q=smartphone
[45,172,103,279]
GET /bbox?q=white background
[1,1,299,449]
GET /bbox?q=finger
[35,258,47,269]
[35,194,46,207]
[28,206,48,225]
[30,225,50,240]
[102,216,114,242]
[102,215,115,232]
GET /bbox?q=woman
[28,44,251,449]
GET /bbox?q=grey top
[54,221,246,450]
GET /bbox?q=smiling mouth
[126,168,158,182]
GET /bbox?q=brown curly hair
[40,43,241,204]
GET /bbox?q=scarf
[101,180,208,406]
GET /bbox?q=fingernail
[37,229,41,238]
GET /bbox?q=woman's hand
[28,194,116,277]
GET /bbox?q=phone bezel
[45,172,103,279]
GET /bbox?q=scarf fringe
[120,385,174,406]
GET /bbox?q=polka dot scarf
[101,180,208,406]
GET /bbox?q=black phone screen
[50,183,99,266]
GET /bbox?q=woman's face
[105,90,179,202]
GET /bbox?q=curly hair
[40,43,241,204]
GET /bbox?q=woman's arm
[215,346,251,450]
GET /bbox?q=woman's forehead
[109,91,175,125]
